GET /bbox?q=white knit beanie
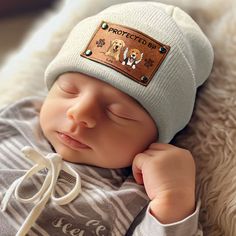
[45,1,214,143]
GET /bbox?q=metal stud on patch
[159,47,167,54]
[140,76,148,84]
[85,49,92,56]
[101,22,109,30]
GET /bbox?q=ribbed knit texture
[45,1,214,143]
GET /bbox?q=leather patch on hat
[81,21,170,86]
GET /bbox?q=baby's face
[40,72,157,168]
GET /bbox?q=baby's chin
[48,137,133,169]
[63,155,132,169]
[55,147,130,169]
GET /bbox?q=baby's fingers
[132,153,147,185]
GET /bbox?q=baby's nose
[66,99,98,128]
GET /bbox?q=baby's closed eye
[106,104,136,121]
[56,78,79,95]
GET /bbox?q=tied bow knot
[0,146,81,236]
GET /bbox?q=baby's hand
[132,143,196,224]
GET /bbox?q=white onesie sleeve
[128,200,202,236]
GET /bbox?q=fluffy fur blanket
[0,0,235,235]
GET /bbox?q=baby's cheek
[39,108,47,133]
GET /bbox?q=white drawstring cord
[0,146,81,236]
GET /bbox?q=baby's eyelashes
[106,104,136,121]
[57,82,79,95]
[106,108,127,120]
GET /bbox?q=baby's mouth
[56,131,91,150]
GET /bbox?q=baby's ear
[122,41,126,47]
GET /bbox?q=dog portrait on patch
[105,39,125,61]
[122,47,143,69]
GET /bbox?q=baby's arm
[132,143,196,224]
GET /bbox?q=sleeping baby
[0,1,213,235]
